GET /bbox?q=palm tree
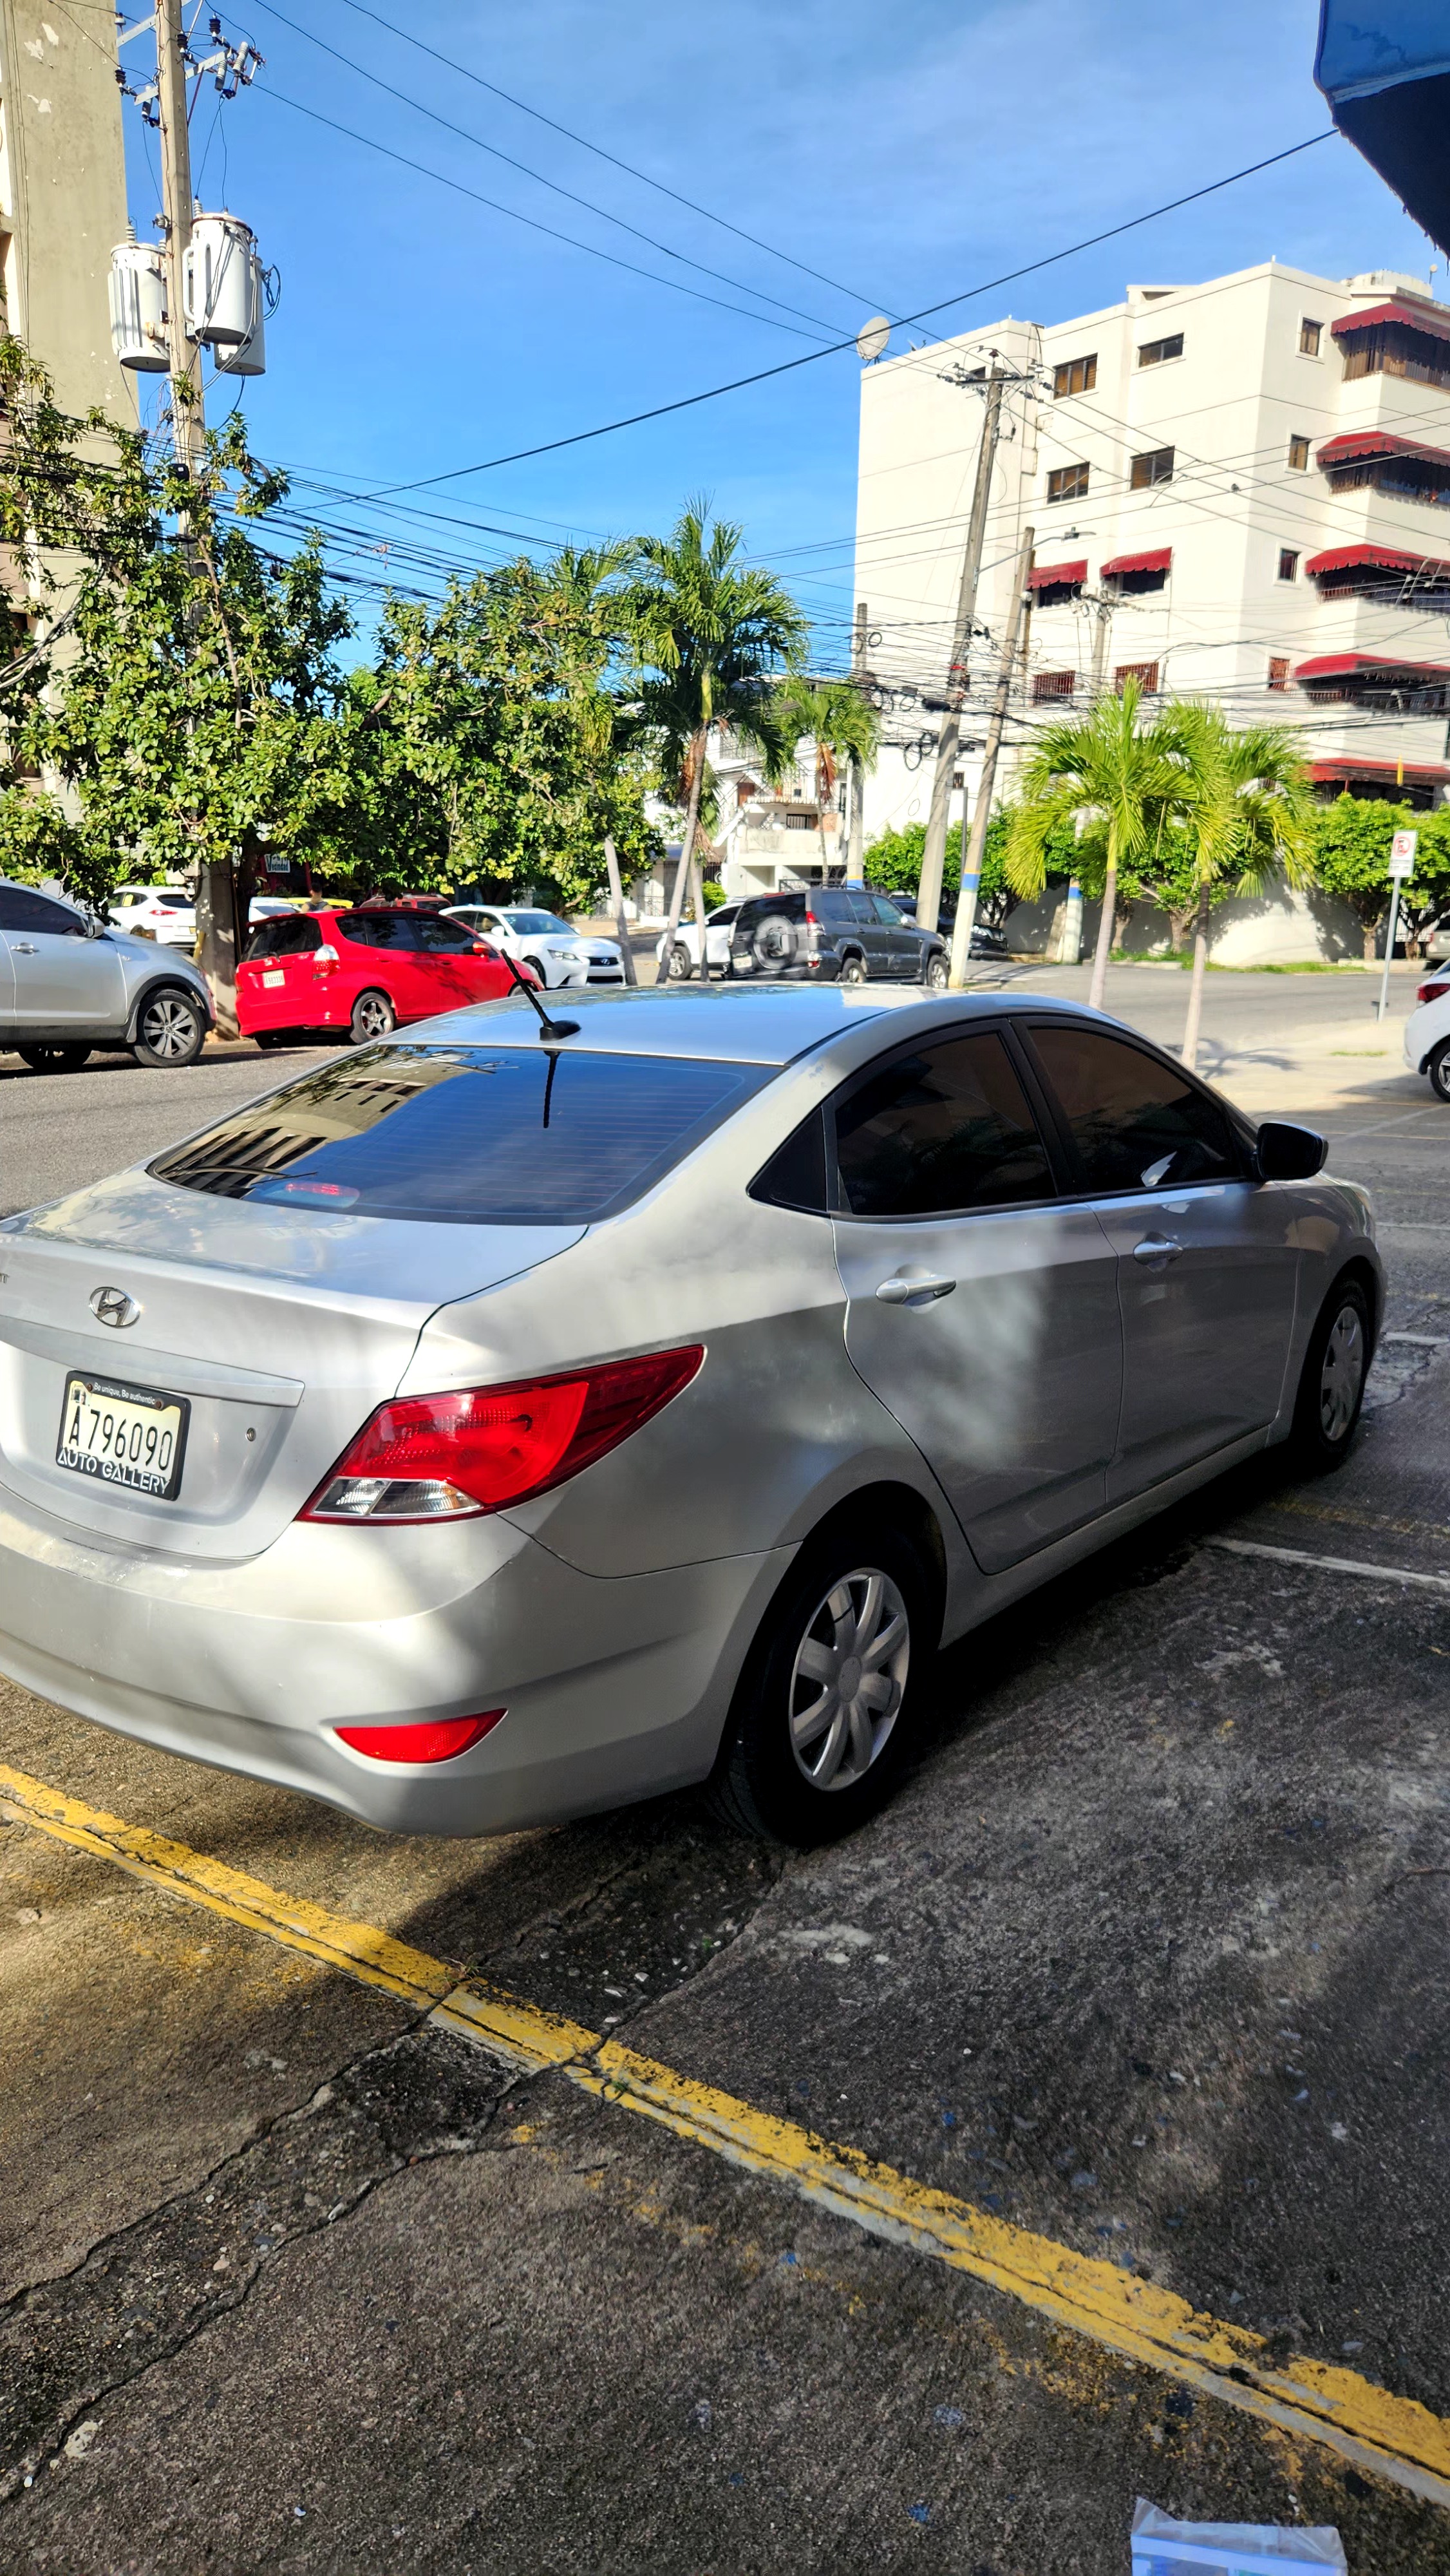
[1161,702,1315,1070]
[775,674,881,881]
[626,500,805,952]
[1004,679,1180,1009]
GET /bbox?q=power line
[350,131,1338,500]
[330,0,880,312]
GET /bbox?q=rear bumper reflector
[332,1712,505,1764]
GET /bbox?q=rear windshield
[149,1043,771,1225]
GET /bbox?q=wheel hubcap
[788,1567,909,1792]
[1319,1305,1364,1443]
[143,998,194,1059]
[358,999,390,1036]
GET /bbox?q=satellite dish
[856,314,890,363]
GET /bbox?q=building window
[1115,661,1160,696]
[784,810,815,830]
[1267,656,1290,691]
[1046,462,1089,503]
[1288,433,1311,471]
[1129,446,1174,490]
[1278,547,1299,582]
[1138,333,1184,368]
[1032,670,1076,702]
[1052,354,1097,398]
[1339,313,1450,389]
[1299,317,1323,356]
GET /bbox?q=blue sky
[120,0,1440,663]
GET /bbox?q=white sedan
[444,905,625,992]
[108,886,196,949]
[656,902,739,981]
[1403,971,1450,1098]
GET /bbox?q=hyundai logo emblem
[90,1285,141,1329]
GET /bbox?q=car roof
[397,983,1098,1067]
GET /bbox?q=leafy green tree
[1311,794,1450,960]
[1161,703,1315,1068]
[626,499,805,947]
[1004,679,1182,1006]
[863,814,1015,930]
[776,673,880,878]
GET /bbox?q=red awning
[1028,558,1086,590]
[1330,298,1450,344]
[1100,547,1172,578]
[1295,652,1450,683]
[1304,540,1450,579]
[1311,758,1450,784]
[1316,428,1450,469]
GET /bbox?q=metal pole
[1377,882,1403,1023]
[948,524,1035,989]
[917,368,1006,934]
[156,0,204,473]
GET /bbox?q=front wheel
[350,988,396,1044]
[132,987,206,1068]
[708,1515,939,1846]
[1288,1276,1371,1473]
[922,951,950,990]
[17,1043,91,1074]
[665,941,694,983]
[1427,1039,1450,1103]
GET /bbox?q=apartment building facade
[854,260,1450,950]
[0,0,130,418]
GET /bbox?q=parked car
[1,876,213,1072]
[1402,972,1450,1098]
[108,886,198,950]
[657,902,740,981]
[236,905,523,1047]
[883,890,1008,960]
[444,905,625,992]
[730,886,950,985]
[0,985,1377,1848]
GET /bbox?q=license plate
[261,970,285,988]
[56,1372,190,1501]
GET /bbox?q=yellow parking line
[4,1757,1449,2508]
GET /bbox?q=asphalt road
[0,994,1448,2571]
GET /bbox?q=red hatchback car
[236,907,525,1048]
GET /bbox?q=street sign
[1389,828,1418,878]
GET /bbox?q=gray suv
[730,886,950,985]
[0,878,214,1073]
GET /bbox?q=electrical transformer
[183,211,259,346]
[108,240,169,372]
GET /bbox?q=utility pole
[845,598,868,886]
[155,0,204,475]
[948,524,1034,989]
[916,365,1007,934]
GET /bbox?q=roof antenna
[502,951,579,1041]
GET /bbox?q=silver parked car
[1,877,214,1072]
[0,987,1379,1844]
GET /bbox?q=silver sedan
[0,987,1380,1844]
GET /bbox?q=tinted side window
[833,1032,1055,1217]
[0,886,85,936]
[751,1109,828,1213]
[247,915,320,958]
[870,895,903,926]
[406,915,476,952]
[814,888,855,926]
[1028,1025,1243,1193]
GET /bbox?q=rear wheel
[17,1043,90,1074]
[132,987,205,1068]
[350,989,395,1044]
[1288,1276,1371,1474]
[838,952,867,985]
[666,941,694,982]
[708,1513,938,1845]
[1427,1039,1450,1103]
[923,951,950,990]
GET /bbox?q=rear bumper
[0,1485,790,1835]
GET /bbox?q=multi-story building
[0,0,130,418]
[854,260,1450,951]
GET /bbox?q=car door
[0,884,127,1030]
[830,1024,1124,1573]
[858,891,913,978]
[406,913,481,1010]
[705,905,737,971]
[841,891,892,978]
[1021,1020,1301,1502]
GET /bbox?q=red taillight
[334,1712,505,1763]
[1417,977,1449,1004]
[301,1345,704,1524]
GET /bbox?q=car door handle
[13,942,37,954]
[1132,1234,1183,1267]
[875,1271,957,1305]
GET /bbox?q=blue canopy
[1315,0,1450,253]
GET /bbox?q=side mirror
[1256,1119,1327,1181]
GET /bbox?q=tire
[349,989,396,1044]
[131,987,206,1068]
[1427,1039,1450,1103]
[522,955,549,990]
[751,912,799,976]
[16,1043,90,1074]
[838,952,867,986]
[1287,1276,1371,1474]
[665,941,694,983]
[922,951,950,991]
[708,1512,939,1846]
